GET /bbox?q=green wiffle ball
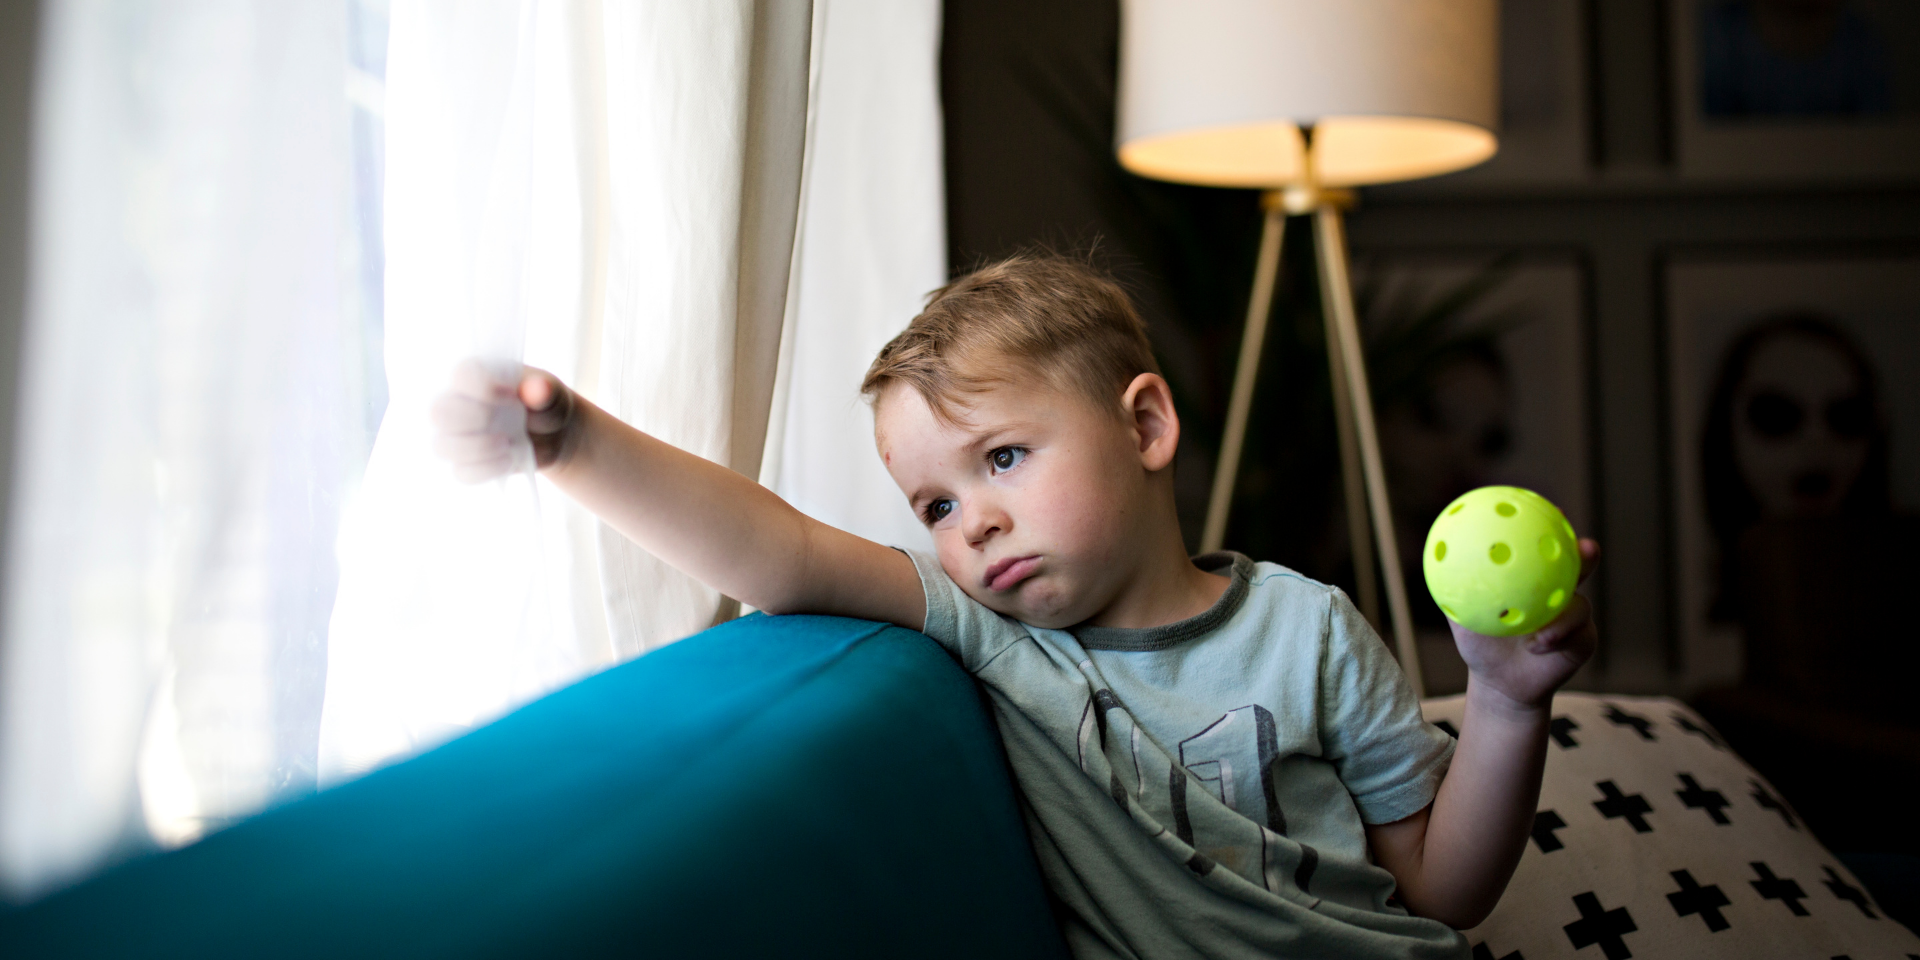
[1422,485,1579,637]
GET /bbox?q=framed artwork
[1662,248,1920,693]
[1348,251,1595,693]
[1668,0,1920,181]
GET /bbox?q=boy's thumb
[518,369,558,412]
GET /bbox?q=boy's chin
[976,584,1087,630]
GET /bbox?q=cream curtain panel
[318,0,811,783]
[763,0,944,553]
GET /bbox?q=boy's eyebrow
[903,483,938,509]
[962,420,1040,453]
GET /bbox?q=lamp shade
[1116,0,1498,188]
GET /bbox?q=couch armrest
[2,614,1070,960]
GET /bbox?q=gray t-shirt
[904,549,1467,960]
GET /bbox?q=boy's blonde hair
[861,255,1162,422]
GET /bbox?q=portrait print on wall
[1664,251,1920,700]
[1670,0,1920,180]
[1347,253,1593,694]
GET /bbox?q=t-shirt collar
[1068,552,1255,651]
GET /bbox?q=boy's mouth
[983,555,1042,592]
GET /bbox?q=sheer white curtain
[317,0,811,783]
[0,1,370,900]
[764,0,944,552]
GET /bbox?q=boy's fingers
[1575,538,1601,586]
[522,373,574,437]
[448,357,513,401]
[432,431,511,464]
[430,392,492,433]
[519,370,556,412]
[1531,594,1591,648]
[432,389,528,438]
[1533,621,1597,665]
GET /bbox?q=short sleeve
[1316,588,1456,824]
[895,548,1034,674]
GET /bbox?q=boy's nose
[961,497,1009,545]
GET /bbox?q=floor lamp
[1115,0,1500,698]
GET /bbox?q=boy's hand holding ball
[1423,486,1599,710]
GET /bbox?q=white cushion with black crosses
[1420,692,1919,960]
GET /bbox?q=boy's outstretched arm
[431,362,926,630]
[1363,540,1601,929]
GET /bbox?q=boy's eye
[989,446,1027,473]
[925,499,955,524]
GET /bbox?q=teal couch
[0,615,1071,958]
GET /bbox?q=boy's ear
[1122,373,1180,472]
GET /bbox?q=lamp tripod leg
[1199,193,1286,556]
[1314,205,1425,698]
[1323,277,1381,629]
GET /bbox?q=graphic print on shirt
[1179,705,1319,894]
[1076,688,1321,895]
[1077,688,1134,808]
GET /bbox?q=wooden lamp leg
[1315,203,1425,697]
[1199,191,1287,556]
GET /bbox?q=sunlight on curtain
[0,0,380,900]
[317,0,810,785]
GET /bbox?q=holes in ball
[1539,535,1562,561]
[1498,607,1525,626]
[1548,588,1567,609]
[1489,542,1511,564]
[1495,501,1517,517]
[1448,502,1465,515]
[1441,604,1459,620]
[1434,541,1448,562]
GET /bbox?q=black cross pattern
[1594,780,1655,833]
[1532,809,1569,853]
[1565,891,1638,960]
[1528,810,1574,856]
[1550,715,1580,748]
[1749,861,1809,916]
[1667,869,1732,932]
[1822,865,1877,919]
[1472,942,1524,960]
[1675,774,1731,825]
[1433,719,1460,738]
[1671,712,1723,749]
[1749,779,1799,830]
[1603,704,1656,740]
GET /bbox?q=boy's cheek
[934,537,979,582]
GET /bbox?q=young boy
[433,256,1598,959]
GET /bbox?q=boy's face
[874,379,1155,629]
